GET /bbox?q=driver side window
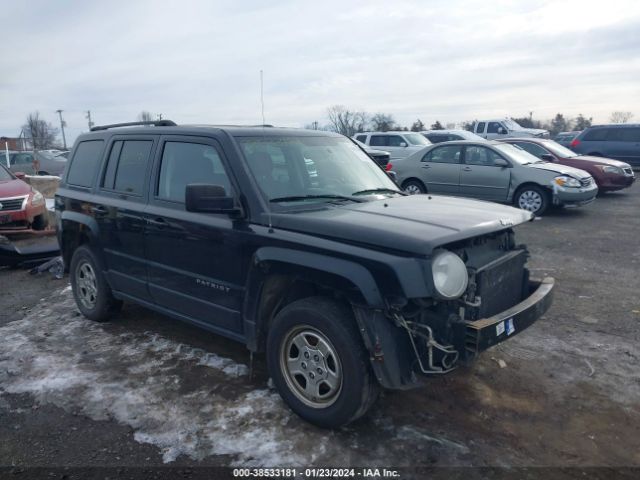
[464,146,505,166]
[487,122,503,134]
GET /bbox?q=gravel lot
[1,182,639,473]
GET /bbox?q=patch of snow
[0,288,332,466]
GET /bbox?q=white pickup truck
[473,118,549,140]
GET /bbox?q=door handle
[421,164,431,169]
[462,166,472,171]
[93,205,108,214]
[147,217,168,228]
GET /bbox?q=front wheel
[266,297,379,428]
[514,185,549,215]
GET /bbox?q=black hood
[270,194,533,255]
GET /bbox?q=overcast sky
[1,0,639,144]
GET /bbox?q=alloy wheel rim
[518,190,543,212]
[279,325,343,408]
[76,261,98,309]
[405,184,422,195]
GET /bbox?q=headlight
[432,250,468,299]
[598,165,623,175]
[30,189,45,206]
[553,175,581,188]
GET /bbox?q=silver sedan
[393,140,598,215]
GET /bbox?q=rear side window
[355,135,367,143]
[369,135,387,147]
[607,127,640,142]
[583,128,608,141]
[101,140,153,195]
[423,145,462,164]
[475,122,485,133]
[67,140,104,187]
[158,142,231,203]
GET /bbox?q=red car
[499,138,635,192]
[0,164,48,230]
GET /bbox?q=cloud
[1,0,639,143]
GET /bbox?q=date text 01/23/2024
[232,468,400,478]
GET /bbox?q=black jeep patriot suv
[56,121,554,428]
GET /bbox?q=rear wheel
[514,185,549,215]
[70,245,122,322]
[266,297,379,428]
[402,179,426,195]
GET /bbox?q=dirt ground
[1,181,639,476]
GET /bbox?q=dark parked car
[0,164,48,230]
[354,139,390,168]
[422,129,486,143]
[554,131,580,147]
[500,138,635,192]
[570,124,640,167]
[57,121,554,428]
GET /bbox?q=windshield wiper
[351,188,406,196]
[269,194,365,203]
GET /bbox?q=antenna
[260,69,274,233]
[260,69,266,126]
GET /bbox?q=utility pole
[56,109,67,149]
[157,113,163,120]
[86,110,94,130]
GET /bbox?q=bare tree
[326,105,367,136]
[22,112,59,149]
[573,114,592,130]
[430,120,444,130]
[609,111,634,123]
[410,119,425,132]
[137,111,154,122]
[370,113,396,132]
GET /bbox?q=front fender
[243,246,384,351]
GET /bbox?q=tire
[69,245,122,322]
[402,179,426,195]
[266,297,379,428]
[31,213,48,231]
[514,184,549,215]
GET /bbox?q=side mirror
[541,153,556,162]
[494,159,510,168]
[498,127,507,134]
[185,184,239,215]
[399,142,408,147]
[14,171,26,180]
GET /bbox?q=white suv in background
[473,118,549,140]
[353,131,431,160]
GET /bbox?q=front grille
[475,250,527,318]
[580,177,593,187]
[0,197,26,211]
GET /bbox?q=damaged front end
[355,229,554,390]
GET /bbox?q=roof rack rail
[90,120,177,131]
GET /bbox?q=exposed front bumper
[553,185,598,207]
[464,277,554,355]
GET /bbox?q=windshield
[503,119,526,131]
[237,135,399,206]
[541,140,578,158]
[494,143,541,165]
[404,133,430,145]
[0,165,13,181]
